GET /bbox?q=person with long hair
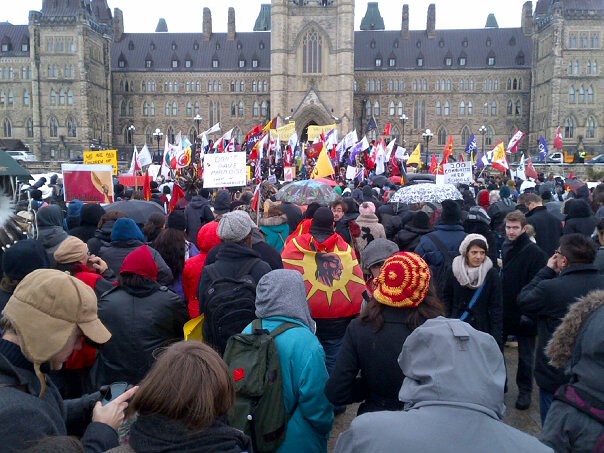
[442,234,503,347]
[153,214,188,299]
[113,341,250,452]
[142,212,165,244]
[325,252,445,415]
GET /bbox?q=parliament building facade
[0,0,601,161]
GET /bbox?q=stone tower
[270,0,355,138]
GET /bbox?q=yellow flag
[406,143,422,165]
[311,144,334,179]
[492,141,506,162]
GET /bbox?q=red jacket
[183,221,221,318]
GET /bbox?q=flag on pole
[429,154,441,175]
[375,139,386,175]
[385,138,397,161]
[407,143,422,166]
[465,134,477,155]
[525,157,539,179]
[343,129,358,149]
[553,127,564,150]
[366,116,377,133]
[383,123,392,136]
[138,144,153,167]
[127,146,139,175]
[538,136,549,162]
[311,144,335,179]
[491,142,509,173]
[441,136,454,165]
[174,136,192,168]
[168,184,185,213]
[506,129,525,153]
[160,136,171,178]
[515,154,527,180]
[203,122,221,135]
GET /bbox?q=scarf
[452,255,492,289]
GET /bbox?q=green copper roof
[254,4,271,31]
[155,18,168,32]
[360,2,385,31]
[485,13,499,28]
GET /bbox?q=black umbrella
[104,200,164,224]
[369,174,389,188]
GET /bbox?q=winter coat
[280,201,304,234]
[335,212,359,244]
[98,240,174,285]
[182,222,221,318]
[563,199,598,237]
[87,220,115,256]
[501,233,548,335]
[517,264,604,393]
[526,205,562,256]
[415,224,466,268]
[68,203,106,243]
[205,232,283,271]
[106,415,250,453]
[487,199,515,233]
[259,214,290,253]
[198,242,272,316]
[353,213,386,252]
[394,221,433,251]
[242,317,334,453]
[463,219,499,266]
[541,292,604,453]
[36,227,68,265]
[0,340,118,452]
[184,195,214,244]
[544,200,565,222]
[443,267,503,347]
[379,203,413,239]
[88,281,188,390]
[325,307,415,414]
[333,318,553,453]
[594,246,604,274]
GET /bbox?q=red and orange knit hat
[373,252,431,308]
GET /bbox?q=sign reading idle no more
[203,152,247,188]
[83,150,118,175]
[443,161,473,185]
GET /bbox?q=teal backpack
[223,319,299,453]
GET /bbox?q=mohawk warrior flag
[282,233,365,319]
[506,129,525,153]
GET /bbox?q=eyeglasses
[332,208,344,213]
[554,249,566,258]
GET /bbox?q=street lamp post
[479,125,487,159]
[399,114,408,148]
[422,128,433,171]
[153,128,163,164]
[194,114,202,154]
[127,124,135,145]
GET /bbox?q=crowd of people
[0,170,603,452]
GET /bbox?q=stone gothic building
[0,0,601,160]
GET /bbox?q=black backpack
[201,258,260,355]
[426,233,458,298]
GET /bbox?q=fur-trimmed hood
[546,290,604,400]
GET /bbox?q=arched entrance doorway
[300,121,317,143]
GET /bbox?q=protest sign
[443,161,473,185]
[283,166,295,182]
[62,164,114,203]
[203,152,247,188]
[307,124,336,142]
[83,150,118,175]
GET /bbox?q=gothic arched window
[303,28,322,74]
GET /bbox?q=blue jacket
[414,224,466,267]
[243,316,333,453]
[260,223,290,253]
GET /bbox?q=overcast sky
[4,0,531,33]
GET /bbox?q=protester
[258,201,290,253]
[183,188,214,244]
[68,203,106,243]
[525,192,562,256]
[394,211,433,251]
[562,198,598,237]
[89,245,187,390]
[353,201,386,253]
[242,270,334,452]
[359,238,399,296]
[87,211,127,255]
[333,318,553,453]
[442,233,503,347]
[463,206,498,265]
[213,190,232,219]
[326,252,444,414]
[0,269,137,452]
[517,233,604,423]
[35,204,69,264]
[331,199,355,244]
[542,290,604,452]
[141,212,165,244]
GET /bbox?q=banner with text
[271,122,296,140]
[62,164,114,203]
[203,152,247,188]
[307,124,337,142]
[83,150,118,175]
[443,161,473,185]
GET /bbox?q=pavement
[328,342,542,451]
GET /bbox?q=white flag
[375,140,386,175]
[203,122,221,135]
[138,144,153,167]
[515,154,527,180]
[386,138,397,161]
[287,132,298,151]
[344,129,359,149]
[127,146,138,175]
[160,137,171,178]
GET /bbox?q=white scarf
[452,255,493,289]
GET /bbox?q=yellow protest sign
[84,150,118,175]
[271,122,296,140]
[307,124,337,142]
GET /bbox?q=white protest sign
[443,161,473,185]
[203,152,247,188]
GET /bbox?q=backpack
[426,232,458,298]
[224,319,299,453]
[201,258,260,355]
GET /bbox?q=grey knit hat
[217,210,256,242]
[360,238,399,272]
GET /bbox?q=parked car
[547,152,564,164]
[585,154,604,165]
[6,150,37,164]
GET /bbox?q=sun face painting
[282,234,366,319]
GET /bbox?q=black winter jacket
[517,264,604,393]
[501,233,548,335]
[526,205,562,256]
[89,282,188,390]
[325,307,415,415]
[394,222,433,251]
[442,267,503,347]
[184,195,214,244]
[379,203,413,239]
[0,340,117,452]
[563,199,598,237]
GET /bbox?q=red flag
[525,157,538,180]
[383,123,392,136]
[169,184,185,213]
[330,144,337,161]
[307,142,323,159]
[251,185,260,212]
[244,124,263,143]
[429,154,439,174]
[553,127,564,150]
[459,154,465,162]
[389,153,401,176]
[143,171,152,201]
[441,136,454,165]
[568,171,575,180]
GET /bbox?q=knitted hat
[167,211,186,231]
[477,190,490,209]
[439,200,462,225]
[53,236,89,264]
[120,245,158,281]
[459,233,489,256]
[2,239,50,281]
[310,207,335,243]
[373,252,431,308]
[361,238,399,271]
[466,206,491,225]
[213,190,232,215]
[409,211,432,231]
[217,210,255,242]
[499,185,511,199]
[111,218,145,242]
[359,201,376,216]
[4,269,110,395]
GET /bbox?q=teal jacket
[243,316,333,453]
[260,223,290,253]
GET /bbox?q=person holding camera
[0,269,137,452]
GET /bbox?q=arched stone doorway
[294,105,333,143]
[300,121,317,143]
